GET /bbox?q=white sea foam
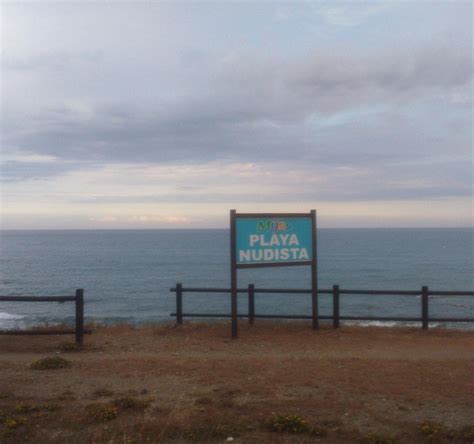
[345,320,415,328]
[0,312,24,320]
[0,312,25,329]
[345,320,443,329]
[349,321,400,328]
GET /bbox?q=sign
[229,210,319,339]
[236,217,313,267]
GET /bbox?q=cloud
[0,159,88,182]
[2,159,470,211]
[3,45,471,172]
[311,3,392,27]
[1,2,472,227]
[2,50,104,71]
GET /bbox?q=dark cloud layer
[1,3,472,208]
[4,46,472,167]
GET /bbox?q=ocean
[0,229,473,329]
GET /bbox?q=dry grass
[0,321,473,443]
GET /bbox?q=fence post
[248,284,255,325]
[310,209,319,330]
[176,283,183,326]
[421,285,429,330]
[333,285,340,329]
[75,289,84,345]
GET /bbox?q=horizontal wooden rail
[171,313,335,320]
[0,296,77,302]
[170,287,334,294]
[170,287,249,293]
[170,287,474,296]
[0,329,92,335]
[0,290,86,344]
[252,288,331,294]
[170,284,474,331]
[172,313,424,322]
[338,290,421,295]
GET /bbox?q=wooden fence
[170,284,474,329]
[0,289,88,344]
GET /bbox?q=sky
[1,1,473,229]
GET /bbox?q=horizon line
[1,226,473,232]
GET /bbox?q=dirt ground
[0,322,473,443]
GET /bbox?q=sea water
[0,229,473,329]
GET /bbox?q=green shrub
[0,416,25,436]
[269,414,309,433]
[85,403,118,422]
[30,356,69,370]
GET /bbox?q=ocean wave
[344,320,440,328]
[0,312,24,320]
[346,321,403,328]
[343,320,474,330]
[0,312,26,330]
[452,303,474,310]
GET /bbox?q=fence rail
[0,289,88,344]
[170,284,474,330]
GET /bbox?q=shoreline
[2,315,474,332]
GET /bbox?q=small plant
[30,356,69,370]
[15,404,38,414]
[269,414,309,433]
[85,403,119,422]
[0,416,24,434]
[418,420,443,438]
[112,397,152,410]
